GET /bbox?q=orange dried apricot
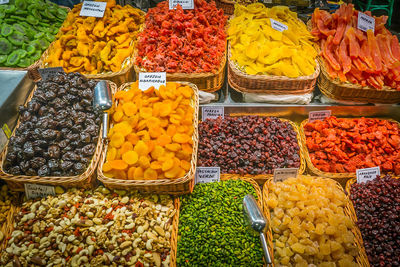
[110,132,125,148]
[149,126,162,138]
[139,156,150,168]
[151,145,165,159]
[134,140,148,156]
[145,140,155,153]
[165,143,181,152]
[144,168,158,180]
[120,142,133,155]
[114,91,127,100]
[159,103,172,117]
[156,134,171,146]
[181,86,193,98]
[160,119,169,128]
[182,143,193,154]
[165,165,182,179]
[127,166,136,180]
[113,121,132,136]
[133,167,144,179]
[180,160,191,171]
[109,160,128,170]
[126,133,139,145]
[114,170,127,180]
[113,110,124,122]
[106,147,117,161]
[162,158,174,171]
[140,107,153,119]
[123,90,134,102]
[150,161,162,170]
[122,102,137,117]
[167,125,177,136]
[102,162,112,172]
[172,133,191,144]
[122,151,138,165]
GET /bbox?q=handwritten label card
[196,167,220,184]
[309,110,331,122]
[358,12,375,33]
[80,1,107,18]
[169,0,194,9]
[25,184,56,199]
[270,19,288,32]
[356,167,380,183]
[273,168,298,183]
[138,72,166,91]
[38,67,65,81]
[202,106,224,120]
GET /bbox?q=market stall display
[0,186,177,266]
[175,177,266,266]
[198,115,304,183]
[264,175,369,266]
[228,4,319,94]
[311,4,400,103]
[98,81,199,194]
[215,0,257,16]
[0,72,117,190]
[0,0,68,79]
[134,0,227,92]
[0,183,19,250]
[300,116,400,180]
[347,175,400,267]
[42,0,144,85]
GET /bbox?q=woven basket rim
[299,117,400,179]
[97,81,199,191]
[0,80,118,188]
[263,175,370,267]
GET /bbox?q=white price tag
[38,67,65,81]
[357,12,375,33]
[80,1,107,18]
[196,167,220,184]
[356,167,380,183]
[0,0,9,4]
[169,0,194,9]
[309,110,331,122]
[24,184,56,199]
[273,168,298,182]
[270,19,288,32]
[202,106,224,120]
[138,72,166,91]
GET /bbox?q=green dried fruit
[7,31,24,46]
[17,58,31,67]
[1,24,13,37]
[12,24,26,35]
[0,38,12,55]
[16,49,27,58]
[26,15,38,25]
[0,55,7,64]
[6,51,20,66]
[25,44,36,55]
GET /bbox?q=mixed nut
[1,187,176,267]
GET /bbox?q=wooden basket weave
[0,81,118,191]
[263,175,370,267]
[170,175,268,266]
[202,114,306,185]
[97,81,199,195]
[0,190,21,251]
[299,118,400,185]
[228,44,319,94]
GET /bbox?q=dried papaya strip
[338,38,351,74]
[367,30,383,72]
[345,27,360,58]
[323,35,341,71]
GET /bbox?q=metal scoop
[93,81,112,139]
[243,194,272,265]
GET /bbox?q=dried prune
[60,161,74,171]
[48,145,60,159]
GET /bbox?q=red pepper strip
[323,35,341,70]
[338,38,351,74]
[345,27,360,58]
[367,30,383,72]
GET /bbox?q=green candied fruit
[7,31,24,46]
[26,44,36,55]
[31,50,41,61]
[0,55,7,64]
[30,9,42,20]
[15,49,27,58]
[15,0,28,11]
[45,32,55,42]
[26,15,38,25]
[1,24,13,37]
[12,24,26,35]
[17,58,32,68]
[34,32,44,39]
[6,51,20,66]
[0,38,12,55]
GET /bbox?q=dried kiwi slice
[37,38,49,50]
[15,0,28,10]
[12,24,26,35]
[31,9,42,20]
[16,49,27,58]
[6,51,20,66]
[45,32,55,42]
[1,24,13,37]
[26,15,39,25]
[0,55,6,64]
[34,32,44,39]
[17,58,31,68]
[26,44,36,55]
[8,31,24,46]
[31,50,41,61]
[0,38,12,55]
[3,5,16,14]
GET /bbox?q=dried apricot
[114,91,127,100]
[157,134,171,146]
[120,142,133,155]
[122,102,137,117]
[140,107,153,119]
[110,132,125,148]
[165,165,182,179]
[165,143,181,152]
[149,126,162,138]
[167,125,177,136]
[172,133,191,143]
[123,90,134,102]
[182,143,193,154]
[114,170,127,180]
[110,160,128,170]
[133,167,144,179]
[113,121,132,136]
[139,156,151,168]
[162,158,174,171]
[181,85,193,98]
[159,103,172,117]
[150,161,162,170]
[145,140,155,153]
[113,110,124,122]
[144,168,158,180]
[151,145,165,159]
[102,162,112,172]
[180,160,191,171]
[106,147,117,161]
[134,140,148,156]
[126,133,139,145]
[122,151,138,165]
[127,166,136,180]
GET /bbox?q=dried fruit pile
[349,176,400,266]
[102,82,195,180]
[177,179,264,266]
[311,4,400,90]
[198,116,300,175]
[44,0,144,74]
[0,184,18,243]
[304,117,400,174]
[4,73,100,177]
[266,176,359,266]
[135,0,227,73]
[229,4,317,77]
[0,186,176,266]
[0,0,67,67]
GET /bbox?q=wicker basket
[299,118,400,185]
[202,114,306,185]
[0,190,21,251]
[263,175,370,267]
[216,0,235,15]
[97,81,199,194]
[228,44,319,94]
[170,175,269,266]
[0,81,118,191]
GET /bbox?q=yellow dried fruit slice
[109,160,128,170]
[161,158,174,171]
[122,151,138,165]
[110,132,125,148]
[134,140,148,156]
[172,133,191,143]
[144,168,158,180]
[122,102,137,117]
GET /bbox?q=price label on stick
[270,19,288,32]
[169,0,194,9]
[25,184,56,199]
[357,12,375,33]
[0,0,9,4]
[309,110,331,122]
[196,167,220,184]
[356,167,380,183]
[274,168,298,183]
[138,72,166,91]
[38,67,65,81]
[202,106,224,120]
[80,1,107,18]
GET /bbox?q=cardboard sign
[38,67,65,81]
[270,19,288,32]
[196,167,220,184]
[273,168,298,182]
[356,167,380,183]
[80,1,107,18]
[202,106,224,120]
[25,184,56,199]
[357,12,375,33]
[138,72,166,91]
[169,0,194,9]
[309,110,331,122]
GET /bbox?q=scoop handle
[102,113,108,139]
[260,232,272,265]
